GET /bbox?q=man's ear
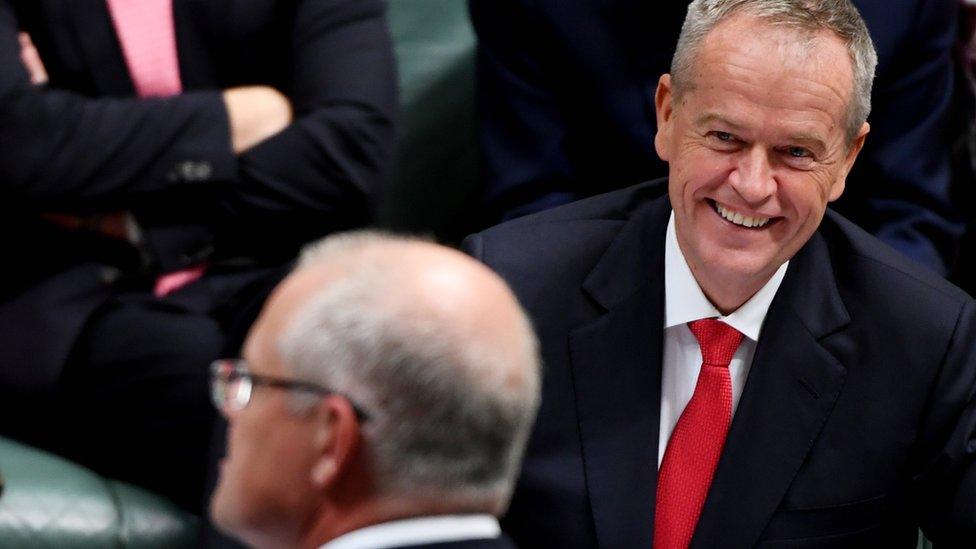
[829,121,870,202]
[310,396,361,489]
[654,74,675,162]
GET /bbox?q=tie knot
[687,319,743,367]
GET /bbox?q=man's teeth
[715,203,770,228]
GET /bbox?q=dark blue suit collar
[581,190,670,312]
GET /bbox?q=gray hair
[671,0,877,141]
[278,231,541,511]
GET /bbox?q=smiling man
[656,5,870,316]
[463,0,976,547]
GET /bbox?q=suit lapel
[568,197,670,548]
[691,230,851,548]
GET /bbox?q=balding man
[209,231,541,549]
[465,0,976,547]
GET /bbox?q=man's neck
[693,268,770,316]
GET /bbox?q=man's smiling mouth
[709,200,773,229]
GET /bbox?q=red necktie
[106,0,205,296]
[653,319,743,549]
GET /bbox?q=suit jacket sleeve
[916,299,976,544]
[222,0,397,248]
[0,0,236,212]
[469,0,587,224]
[841,0,964,276]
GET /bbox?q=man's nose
[728,147,776,205]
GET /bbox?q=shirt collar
[320,514,501,549]
[664,212,788,341]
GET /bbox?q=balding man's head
[281,233,540,505]
[211,231,541,548]
[291,232,534,376]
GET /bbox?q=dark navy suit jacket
[464,179,976,547]
[470,0,963,275]
[0,0,396,392]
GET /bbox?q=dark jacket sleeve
[469,0,579,224]
[915,300,976,544]
[1,0,396,265]
[0,0,236,213]
[839,0,964,276]
[468,0,683,226]
[220,0,397,255]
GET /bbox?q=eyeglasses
[209,359,369,420]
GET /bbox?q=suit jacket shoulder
[817,209,971,349]
[822,210,969,303]
[465,178,667,303]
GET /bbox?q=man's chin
[209,483,240,536]
[700,245,777,274]
[211,489,288,549]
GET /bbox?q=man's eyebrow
[787,133,828,154]
[695,112,829,152]
[693,112,745,130]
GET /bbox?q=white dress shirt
[320,514,501,549]
[659,213,788,467]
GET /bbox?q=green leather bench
[0,436,199,548]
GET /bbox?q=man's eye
[713,131,733,142]
[788,147,811,158]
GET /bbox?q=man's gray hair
[671,0,877,141]
[278,231,541,511]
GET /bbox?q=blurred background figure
[0,0,396,511]
[470,0,967,276]
[209,231,541,549]
[953,0,976,295]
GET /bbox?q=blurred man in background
[210,231,541,549]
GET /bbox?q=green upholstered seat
[0,435,199,547]
[379,0,479,242]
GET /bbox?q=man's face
[210,290,321,545]
[655,15,868,301]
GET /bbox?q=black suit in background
[469,0,964,275]
[464,180,976,547]
[0,0,396,510]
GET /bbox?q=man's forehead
[243,266,340,371]
[694,13,854,88]
[681,16,853,133]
